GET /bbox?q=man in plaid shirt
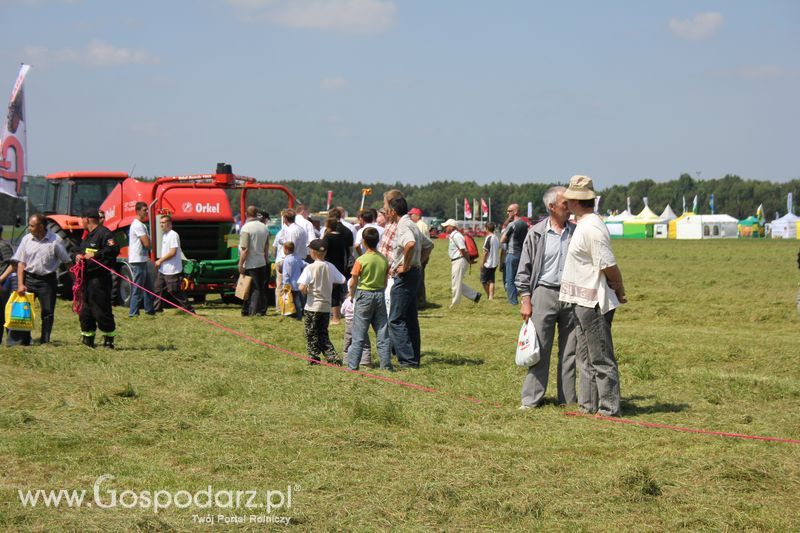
[382,191,433,368]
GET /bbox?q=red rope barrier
[88,258,501,408]
[89,258,800,445]
[564,412,800,445]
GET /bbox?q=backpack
[463,234,480,263]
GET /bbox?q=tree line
[249,174,799,223]
[2,173,798,229]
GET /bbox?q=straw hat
[563,175,597,200]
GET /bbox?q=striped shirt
[12,231,71,275]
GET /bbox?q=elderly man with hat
[442,219,481,308]
[559,175,626,416]
[77,207,120,348]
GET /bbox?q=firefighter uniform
[79,221,120,348]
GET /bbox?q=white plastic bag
[515,318,540,367]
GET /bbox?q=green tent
[738,216,764,238]
[622,205,662,239]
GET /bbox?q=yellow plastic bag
[4,291,36,331]
[278,284,296,316]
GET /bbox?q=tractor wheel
[112,262,133,307]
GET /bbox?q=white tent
[628,205,663,223]
[605,210,634,222]
[769,213,800,239]
[604,210,633,237]
[659,204,678,221]
[675,214,739,239]
[654,205,676,238]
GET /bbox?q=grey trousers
[521,285,578,407]
[572,304,620,416]
[344,318,372,365]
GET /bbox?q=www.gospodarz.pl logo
[18,474,297,518]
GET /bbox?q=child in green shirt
[347,227,392,370]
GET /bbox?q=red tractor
[42,164,295,304]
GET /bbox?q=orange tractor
[42,164,295,304]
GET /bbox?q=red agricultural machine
[42,163,295,304]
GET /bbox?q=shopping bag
[515,318,540,367]
[4,291,36,332]
[235,274,252,300]
[278,285,296,316]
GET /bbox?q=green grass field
[2,238,799,531]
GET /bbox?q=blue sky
[1,0,798,186]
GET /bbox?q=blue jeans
[388,267,421,367]
[348,290,391,370]
[504,253,520,305]
[292,290,305,320]
[129,262,154,316]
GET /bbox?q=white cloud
[668,11,723,41]
[229,0,396,34]
[21,40,159,68]
[321,76,346,90]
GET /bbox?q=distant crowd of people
[2,176,638,414]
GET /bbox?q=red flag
[463,197,472,219]
[481,198,488,218]
[1,64,31,198]
[326,190,333,210]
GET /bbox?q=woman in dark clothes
[322,217,349,324]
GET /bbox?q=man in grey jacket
[515,186,577,408]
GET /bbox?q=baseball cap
[441,219,458,228]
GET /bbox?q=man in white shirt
[442,219,480,308]
[280,209,308,261]
[238,205,270,316]
[295,204,318,245]
[480,222,500,300]
[128,202,155,317]
[153,213,194,313]
[409,207,432,308]
[354,208,384,255]
[559,175,626,417]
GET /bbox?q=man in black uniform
[78,208,119,348]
